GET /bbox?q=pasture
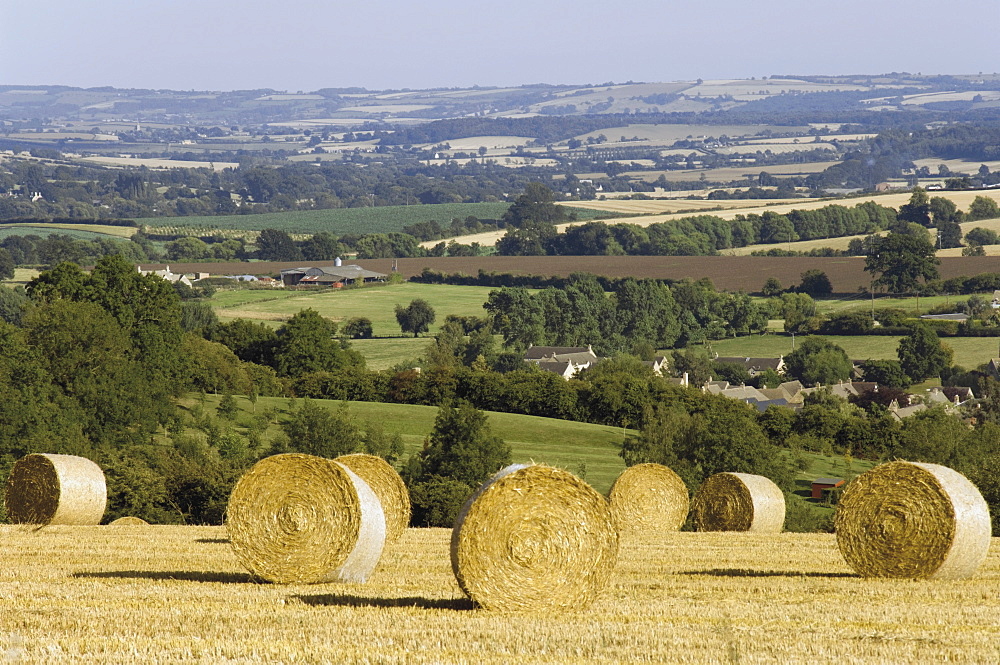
[701,333,998,371]
[4,525,999,662]
[211,283,500,336]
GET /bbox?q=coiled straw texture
[835,461,991,580]
[4,453,106,525]
[335,453,410,543]
[108,516,149,526]
[608,463,689,535]
[451,463,619,613]
[226,453,386,584]
[691,472,785,533]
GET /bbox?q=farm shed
[280,264,387,287]
[812,477,845,500]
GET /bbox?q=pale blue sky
[2,0,997,91]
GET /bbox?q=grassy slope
[198,394,868,500]
[195,393,628,494]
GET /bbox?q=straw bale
[4,453,106,525]
[608,463,689,534]
[835,461,991,580]
[451,463,619,613]
[335,453,410,543]
[226,453,386,584]
[691,472,785,533]
[108,516,148,526]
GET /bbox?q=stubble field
[3,526,999,663]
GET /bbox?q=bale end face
[691,472,784,533]
[608,463,689,534]
[451,463,619,613]
[226,454,386,585]
[835,460,990,580]
[4,453,106,526]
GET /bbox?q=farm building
[811,477,845,500]
[280,264,387,287]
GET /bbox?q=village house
[523,345,602,379]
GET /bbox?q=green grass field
[136,202,622,237]
[700,333,997,370]
[211,282,503,337]
[810,293,987,317]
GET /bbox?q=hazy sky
[3,0,997,91]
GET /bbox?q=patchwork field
[3,525,998,662]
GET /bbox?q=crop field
[136,203,514,236]
[4,525,999,662]
[0,225,134,241]
[701,333,998,370]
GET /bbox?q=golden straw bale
[335,453,410,543]
[691,472,785,533]
[608,463,689,534]
[108,516,148,526]
[835,460,991,580]
[226,453,386,584]
[451,463,619,613]
[4,453,106,525]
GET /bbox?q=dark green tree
[500,182,567,229]
[342,317,374,339]
[897,324,952,381]
[798,270,833,297]
[395,298,435,337]
[256,229,303,262]
[274,309,358,377]
[281,400,360,458]
[415,400,511,489]
[857,359,910,388]
[865,232,939,294]
[897,187,931,226]
[783,337,852,386]
[761,277,784,297]
[968,196,1000,221]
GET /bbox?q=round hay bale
[108,516,148,526]
[4,453,106,526]
[335,453,410,544]
[691,472,785,533]
[835,461,991,580]
[451,463,619,613]
[608,463,689,534]
[226,453,386,584]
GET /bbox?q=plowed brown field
[146,256,1000,293]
